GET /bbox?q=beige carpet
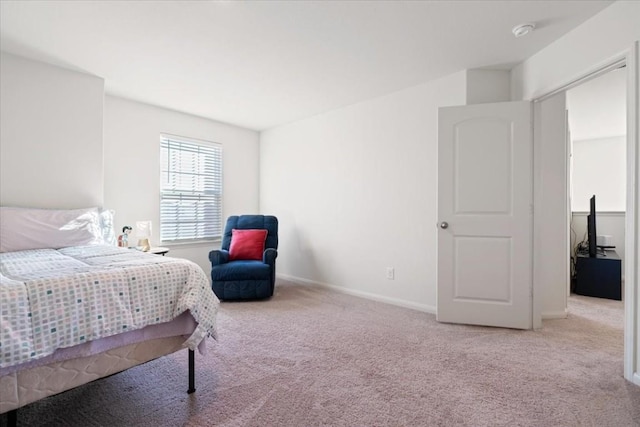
[5,280,640,426]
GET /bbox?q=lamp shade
[136,221,152,238]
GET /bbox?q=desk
[575,251,621,300]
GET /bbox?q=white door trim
[624,42,639,386]
[531,42,639,385]
[532,93,569,329]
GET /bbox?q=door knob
[440,222,449,229]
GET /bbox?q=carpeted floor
[4,280,640,426]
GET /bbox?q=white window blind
[160,134,222,243]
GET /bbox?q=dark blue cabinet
[575,251,622,301]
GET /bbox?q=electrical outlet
[386,267,395,280]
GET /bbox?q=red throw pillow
[229,229,268,261]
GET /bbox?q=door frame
[531,42,639,385]
[532,92,570,327]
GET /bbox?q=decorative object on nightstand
[136,220,152,252]
[117,226,132,247]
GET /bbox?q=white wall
[0,53,260,276]
[466,69,510,104]
[260,71,466,312]
[572,136,626,211]
[566,68,626,141]
[568,68,626,214]
[103,96,260,274]
[511,1,640,101]
[0,52,104,208]
[511,0,639,384]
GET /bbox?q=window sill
[161,239,221,249]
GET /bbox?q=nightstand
[149,247,170,256]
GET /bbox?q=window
[160,134,222,243]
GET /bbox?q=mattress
[0,245,219,370]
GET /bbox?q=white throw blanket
[0,245,219,369]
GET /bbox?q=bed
[0,207,219,423]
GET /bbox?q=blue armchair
[209,215,278,300]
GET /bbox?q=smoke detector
[512,23,536,38]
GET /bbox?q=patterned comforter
[0,245,219,369]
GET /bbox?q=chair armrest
[209,249,230,266]
[263,248,278,265]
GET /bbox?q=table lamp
[136,220,152,252]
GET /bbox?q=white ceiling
[567,67,626,141]
[0,1,613,131]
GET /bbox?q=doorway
[533,47,638,385]
[567,67,627,300]
[562,67,627,373]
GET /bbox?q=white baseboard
[277,273,437,314]
[634,373,640,387]
[541,309,569,320]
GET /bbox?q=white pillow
[99,208,116,246]
[0,207,103,253]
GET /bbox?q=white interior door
[437,101,533,329]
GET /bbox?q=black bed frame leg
[187,349,195,394]
[7,409,17,427]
